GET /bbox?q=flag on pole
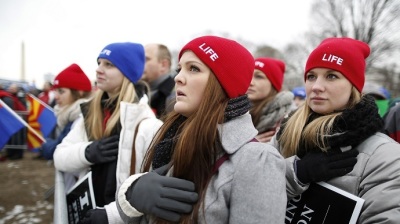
[26,94,57,150]
[0,100,25,150]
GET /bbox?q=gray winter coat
[117,113,287,223]
[271,132,400,224]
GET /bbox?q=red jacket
[0,90,26,111]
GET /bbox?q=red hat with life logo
[53,63,92,91]
[178,35,254,99]
[305,37,370,92]
[254,57,285,91]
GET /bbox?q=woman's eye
[189,65,200,72]
[306,74,316,80]
[175,67,181,73]
[255,74,264,79]
[327,74,338,80]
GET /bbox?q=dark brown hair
[142,74,228,223]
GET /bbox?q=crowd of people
[1,34,400,224]
[0,82,28,160]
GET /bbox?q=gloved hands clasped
[85,135,119,164]
[295,148,359,184]
[127,165,199,222]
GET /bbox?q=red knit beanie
[305,37,370,92]
[254,57,285,91]
[53,63,92,91]
[178,35,254,98]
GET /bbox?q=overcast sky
[0,0,312,88]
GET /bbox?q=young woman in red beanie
[270,37,400,223]
[53,42,163,224]
[115,36,287,223]
[247,57,294,142]
[36,63,92,161]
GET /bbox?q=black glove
[295,149,359,184]
[79,208,108,224]
[85,135,119,164]
[127,164,199,222]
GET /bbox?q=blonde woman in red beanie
[115,36,286,223]
[247,57,294,142]
[53,42,163,224]
[270,37,400,223]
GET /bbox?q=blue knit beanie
[97,42,145,83]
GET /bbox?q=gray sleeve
[358,142,400,223]
[269,135,309,198]
[284,156,309,199]
[115,173,146,224]
[229,144,287,223]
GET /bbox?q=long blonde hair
[85,77,140,140]
[142,74,228,223]
[279,87,361,158]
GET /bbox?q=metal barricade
[54,170,69,224]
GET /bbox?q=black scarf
[278,95,384,158]
[152,95,251,169]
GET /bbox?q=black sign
[66,172,96,224]
[285,182,364,224]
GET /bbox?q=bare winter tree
[282,0,400,96]
[308,0,400,96]
[281,39,314,89]
[311,0,400,64]
[279,30,327,90]
[253,45,284,59]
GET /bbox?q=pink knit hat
[305,37,370,92]
[179,35,254,98]
[53,63,92,91]
[254,57,285,91]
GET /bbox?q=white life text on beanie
[199,43,219,61]
[255,61,265,68]
[322,54,343,65]
[99,49,112,56]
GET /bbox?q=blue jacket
[41,122,72,160]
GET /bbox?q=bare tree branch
[283,0,400,96]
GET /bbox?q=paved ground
[0,151,54,224]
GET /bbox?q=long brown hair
[279,87,361,158]
[142,74,229,223]
[70,89,92,102]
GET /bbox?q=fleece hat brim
[254,57,285,91]
[53,63,92,91]
[305,37,370,92]
[178,35,254,98]
[98,42,145,84]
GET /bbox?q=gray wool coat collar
[217,112,258,154]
